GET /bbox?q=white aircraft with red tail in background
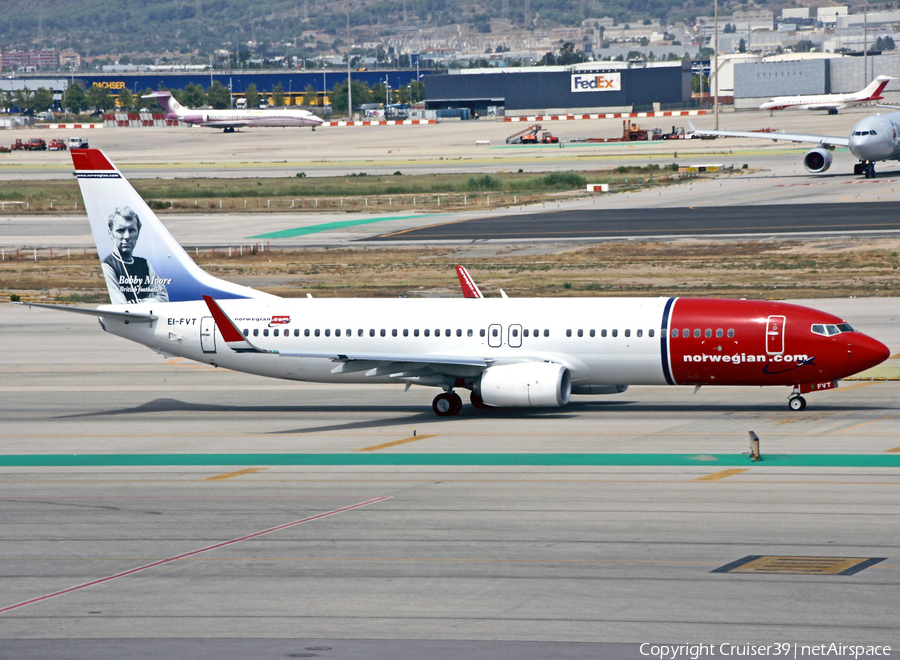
[144,91,323,133]
[22,150,890,416]
[760,75,893,114]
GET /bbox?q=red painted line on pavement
[0,496,391,615]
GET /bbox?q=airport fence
[0,193,545,214]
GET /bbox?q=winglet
[202,295,271,353]
[455,265,484,299]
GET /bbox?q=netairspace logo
[639,643,892,660]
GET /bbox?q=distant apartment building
[0,49,60,71]
[818,6,848,26]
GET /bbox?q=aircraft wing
[202,295,501,378]
[689,123,850,147]
[17,301,157,322]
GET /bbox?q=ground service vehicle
[68,137,89,149]
[48,139,67,151]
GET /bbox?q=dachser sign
[570,72,621,93]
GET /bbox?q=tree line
[2,78,425,117]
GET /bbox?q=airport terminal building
[423,61,693,116]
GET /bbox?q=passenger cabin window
[480,329,486,337]
[369,329,375,337]
[274,329,279,337]
[590,329,595,338]
[577,329,583,338]
[425,329,430,337]
[315,329,320,337]
[612,329,618,337]
[704,329,712,338]
[414,329,420,337]
[294,329,300,337]
[263,329,269,337]
[727,329,735,338]
[637,329,643,338]
[567,330,572,337]
[672,329,679,338]
[380,329,386,337]
[334,329,340,337]
[601,329,607,337]
[543,330,549,337]
[243,329,249,337]
[324,329,330,337]
[694,329,701,338]
[305,329,310,337]
[716,329,723,338]
[253,329,259,337]
[624,329,631,338]
[649,329,655,338]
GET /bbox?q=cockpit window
[811,323,853,336]
[854,130,872,136]
[870,130,877,136]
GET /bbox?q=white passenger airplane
[760,76,893,114]
[691,108,900,178]
[23,150,890,416]
[143,91,323,132]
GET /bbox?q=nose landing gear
[854,161,877,178]
[788,395,807,411]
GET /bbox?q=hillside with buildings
[2,0,898,73]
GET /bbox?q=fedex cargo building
[424,61,691,116]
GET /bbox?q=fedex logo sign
[571,73,621,93]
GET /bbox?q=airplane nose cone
[850,334,891,373]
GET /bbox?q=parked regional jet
[760,76,893,114]
[23,149,889,416]
[144,91,323,132]
[691,108,900,178]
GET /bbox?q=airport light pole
[864,0,869,85]
[347,7,352,120]
[714,0,719,130]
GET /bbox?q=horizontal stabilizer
[18,301,157,322]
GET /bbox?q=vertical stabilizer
[71,149,273,304]
[142,91,184,119]
[857,75,893,100]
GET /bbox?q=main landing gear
[854,161,877,178]
[432,391,463,417]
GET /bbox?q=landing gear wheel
[433,392,463,417]
[470,392,489,409]
[788,395,806,411]
[865,162,876,179]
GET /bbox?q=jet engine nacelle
[804,148,833,173]
[476,362,571,408]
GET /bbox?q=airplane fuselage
[848,112,900,162]
[178,109,323,129]
[101,297,887,391]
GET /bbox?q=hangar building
[424,61,692,116]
